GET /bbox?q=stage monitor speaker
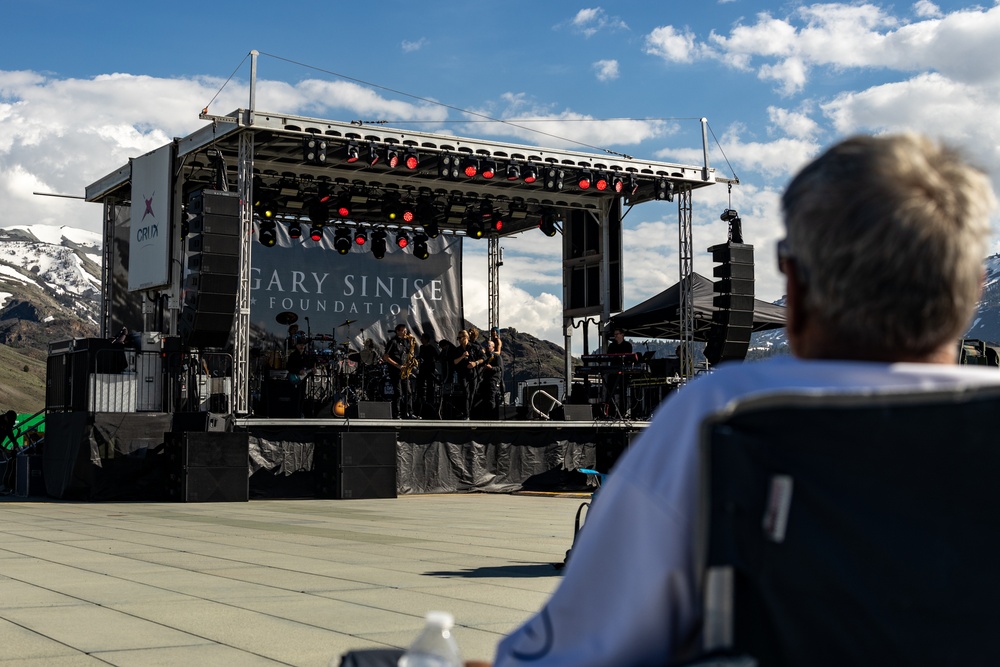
[357,401,393,419]
[165,431,248,502]
[315,432,397,499]
[562,404,594,421]
[181,189,240,349]
[705,242,755,366]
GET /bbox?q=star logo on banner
[142,193,155,221]
[250,297,256,306]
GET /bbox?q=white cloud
[913,0,942,19]
[593,59,620,82]
[767,106,820,140]
[569,8,629,37]
[644,25,703,63]
[401,38,428,53]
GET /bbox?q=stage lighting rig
[544,167,564,191]
[354,228,368,246]
[396,231,409,249]
[372,230,387,259]
[346,141,360,163]
[334,227,353,255]
[594,173,610,191]
[258,219,277,247]
[538,210,561,237]
[462,157,480,178]
[481,159,497,179]
[506,163,521,181]
[655,178,674,201]
[439,153,461,179]
[412,234,430,260]
[385,147,400,169]
[309,224,324,242]
[366,141,380,166]
[303,136,327,164]
[522,165,538,183]
[403,149,420,170]
[577,170,593,190]
[610,174,624,194]
[288,220,303,239]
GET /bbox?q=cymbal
[338,319,357,327]
[276,311,298,325]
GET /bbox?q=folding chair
[697,386,1000,666]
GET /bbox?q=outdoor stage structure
[45,64,747,501]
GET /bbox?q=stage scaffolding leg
[234,131,254,415]
[678,185,695,379]
[488,236,500,331]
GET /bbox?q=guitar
[331,393,349,417]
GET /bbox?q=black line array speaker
[166,431,249,502]
[705,242,755,366]
[315,432,397,499]
[180,189,241,349]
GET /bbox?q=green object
[1,412,45,451]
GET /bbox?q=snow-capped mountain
[750,254,1000,355]
[0,224,103,349]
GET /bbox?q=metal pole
[679,185,695,378]
[701,117,711,182]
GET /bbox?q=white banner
[128,145,172,291]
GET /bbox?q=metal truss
[678,184,695,378]
[488,236,501,331]
[234,131,254,415]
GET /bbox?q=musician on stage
[411,332,440,419]
[285,338,315,384]
[383,323,416,419]
[477,339,503,419]
[605,327,633,416]
[451,329,484,419]
[607,327,633,354]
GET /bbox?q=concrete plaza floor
[0,492,588,666]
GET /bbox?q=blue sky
[3,1,999,347]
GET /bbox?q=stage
[39,411,643,502]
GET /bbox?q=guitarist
[382,323,415,419]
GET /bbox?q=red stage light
[482,160,497,179]
[463,159,479,178]
[595,173,609,191]
[396,232,409,248]
[404,151,419,170]
[578,170,592,190]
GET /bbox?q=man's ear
[784,262,808,354]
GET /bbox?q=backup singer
[416,332,441,419]
[383,323,415,419]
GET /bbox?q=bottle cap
[425,610,454,629]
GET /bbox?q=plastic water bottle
[398,611,461,667]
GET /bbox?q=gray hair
[782,133,996,356]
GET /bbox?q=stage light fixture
[577,170,593,190]
[627,175,640,196]
[439,153,460,179]
[383,197,403,223]
[346,141,360,163]
[538,211,561,237]
[307,200,329,225]
[253,181,276,219]
[372,230,387,259]
[416,199,439,233]
[386,147,400,169]
[481,159,497,179]
[403,149,420,170]
[491,212,505,232]
[467,210,486,239]
[595,172,610,191]
[334,192,352,218]
[303,137,327,164]
[544,167,564,191]
[655,178,674,201]
[288,220,303,239]
[462,157,480,178]
[396,231,409,249]
[423,220,440,238]
[399,200,416,224]
[309,224,325,242]
[412,234,430,260]
[258,219,277,247]
[611,174,624,194]
[506,163,520,181]
[367,142,380,166]
[354,228,368,246]
[334,227,353,255]
[522,165,538,183]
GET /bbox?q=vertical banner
[128,145,173,291]
[250,223,464,353]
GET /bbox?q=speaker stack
[315,432,397,499]
[165,431,249,502]
[180,189,241,349]
[705,242,755,366]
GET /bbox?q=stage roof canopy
[86,109,722,238]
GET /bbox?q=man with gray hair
[489,134,1000,667]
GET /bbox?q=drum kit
[254,312,396,417]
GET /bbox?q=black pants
[389,369,413,418]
